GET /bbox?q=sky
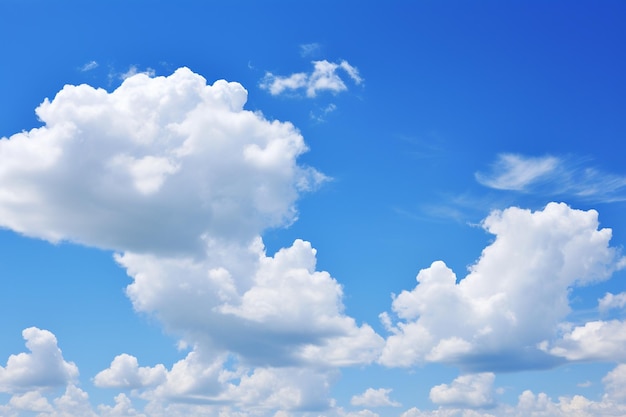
[1,1,626,416]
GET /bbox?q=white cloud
[260,60,362,98]
[9,391,53,413]
[430,374,495,408]
[475,154,558,191]
[98,393,146,417]
[310,103,337,122]
[47,384,98,417]
[80,61,99,72]
[351,388,401,408]
[119,238,384,369]
[343,410,380,417]
[397,363,626,416]
[599,291,626,312]
[602,363,626,401]
[299,43,321,57]
[0,327,78,393]
[0,67,377,412]
[217,366,333,411]
[121,65,156,80]
[546,320,626,361]
[93,354,167,389]
[379,203,624,370]
[0,67,324,255]
[476,153,626,202]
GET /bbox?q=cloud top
[0,67,324,255]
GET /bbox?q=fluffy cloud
[476,153,626,202]
[119,238,383,369]
[98,394,146,417]
[351,388,401,408]
[0,327,78,393]
[0,68,379,411]
[260,60,362,97]
[9,391,53,413]
[546,320,626,361]
[379,203,624,370]
[398,364,626,417]
[429,374,495,408]
[0,67,323,256]
[602,363,626,401]
[599,292,626,312]
[93,354,167,389]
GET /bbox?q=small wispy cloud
[260,60,362,98]
[310,103,337,123]
[299,42,321,57]
[475,154,559,191]
[120,65,156,80]
[80,60,99,72]
[476,153,626,203]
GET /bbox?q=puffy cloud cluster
[380,203,625,370]
[260,60,363,97]
[0,68,379,412]
[3,67,626,417]
[2,327,626,417]
[0,327,78,393]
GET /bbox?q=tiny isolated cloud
[351,387,401,408]
[300,42,321,57]
[0,327,78,394]
[429,373,495,408]
[260,59,363,98]
[476,153,626,202]
[80,60,99,72]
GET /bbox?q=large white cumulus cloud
[0,68,381,410]
[380,203,625,371]
[0,67,323,255]
[118,238,383,368]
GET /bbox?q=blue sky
[1,1,626,416]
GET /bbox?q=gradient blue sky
[1,2,626,416]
